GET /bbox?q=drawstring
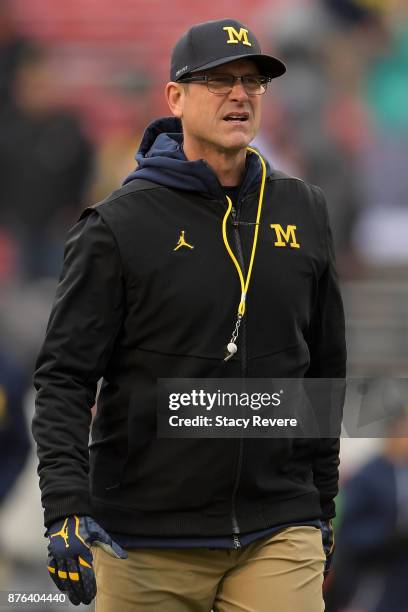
[222,147,267,361]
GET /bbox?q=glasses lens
[207,76,235,94]
[206,75,268,95]
[243,76,268,94]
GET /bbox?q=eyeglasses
[178,74,271,95]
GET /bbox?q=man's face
[177,59,263,155]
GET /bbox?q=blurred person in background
[32,17,346,612]
[0,0,35,113]
[319,0,408,266]
[260,0,392,276]
[0,347,30,584]
[90,70,153,203]
[352,5,408,265]
[0,45,94,281]
[0,348,30,508]
[326,406,408,612]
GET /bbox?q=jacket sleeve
[306,186,347,520]
[32,210,125,527]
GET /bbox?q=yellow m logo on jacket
[222,26,252,47]
[270,224,300,248]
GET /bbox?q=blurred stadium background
[0,0,407,610]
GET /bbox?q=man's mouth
[223,112,249,123]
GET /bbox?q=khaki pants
[93,525,325,612]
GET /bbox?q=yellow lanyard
[222,147,267,360]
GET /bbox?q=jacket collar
[123,116,272,201]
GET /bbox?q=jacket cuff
[43,493,91,529]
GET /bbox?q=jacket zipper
[230,202,247,549]
[230,204,247,377]
[201,160,251,549]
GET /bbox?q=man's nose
[229,78,249,100]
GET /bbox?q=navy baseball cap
[170,18,286,82]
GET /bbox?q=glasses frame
[178,73,271,96]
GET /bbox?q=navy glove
[46,514,127,606]
[320,519,335,576]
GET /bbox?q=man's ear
[165,82,185,119]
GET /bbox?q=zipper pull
[231,206,238,227]
[233,534,242,549]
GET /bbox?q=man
[33,18,346,611]
[0,45,93,280]
[0,347,30,506]
[327,407,408,612]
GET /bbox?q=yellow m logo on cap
[223,26,252,47]
[270,224,300,248]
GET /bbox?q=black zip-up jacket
[33,117,346,537]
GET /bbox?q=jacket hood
[123,116,272,200]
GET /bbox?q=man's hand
[320,519,335,576]
[46,515,127,605]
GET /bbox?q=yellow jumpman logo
[174,230,194,251]
[50,518,70,549]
